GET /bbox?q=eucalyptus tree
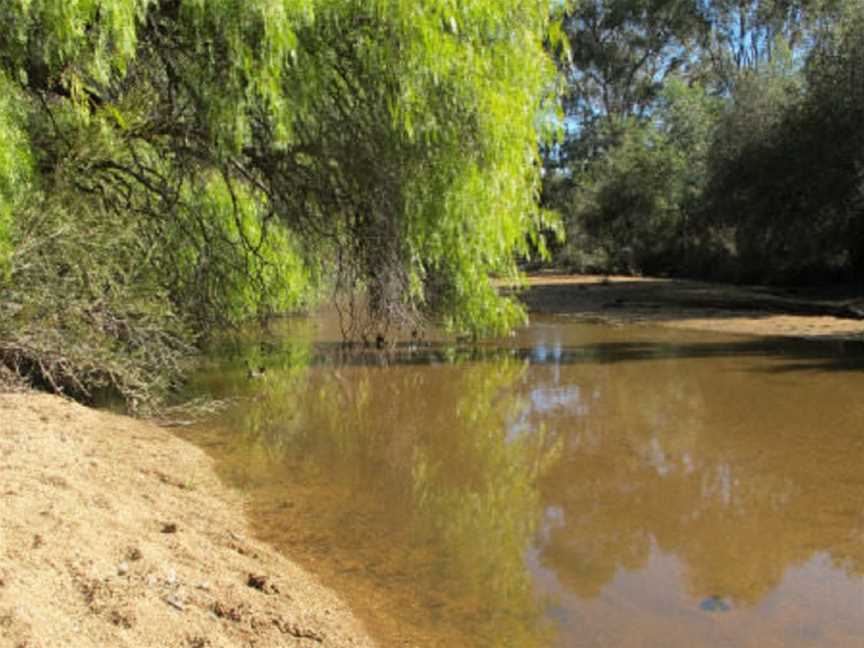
[547,0,709,272]
[698,0,844,89]
[557,0,704,150]
[703,3,864,281]
[546,0,861,281]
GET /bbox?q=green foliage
[558,0,705,134]
[547,0,864,284]
[703,5,864,282]
[0,187,191,409]
[261,0,560,336]
[554,81,720,275]
[0,0,560,406]
[699,0,836,88]
[172,175,316,326]
[0,73,32,278]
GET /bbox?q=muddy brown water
[176,315,864,647]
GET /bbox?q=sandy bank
[515,274,864,341]
[0,393,376,648]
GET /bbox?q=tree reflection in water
[184,326,561,647]
[516,324,864,647]
[181,319,864,648]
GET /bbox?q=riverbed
[175,313,864,647]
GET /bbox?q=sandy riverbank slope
[0,393,376,648]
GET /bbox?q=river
[176,314,864,647]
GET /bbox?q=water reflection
[179,318,864,647]
[183,321,560,646]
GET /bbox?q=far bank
[512,274,864,341]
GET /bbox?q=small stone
[247,574,268,591]
[166,569,177,585]
[165,595,185,612]
[117,562,129,576]
[700,595,731,613]
[196,581,210,591]
[161,522,178,534]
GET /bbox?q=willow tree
[0,0,560,406]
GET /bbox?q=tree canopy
[545,0,864,283]
[0,0,560,407]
